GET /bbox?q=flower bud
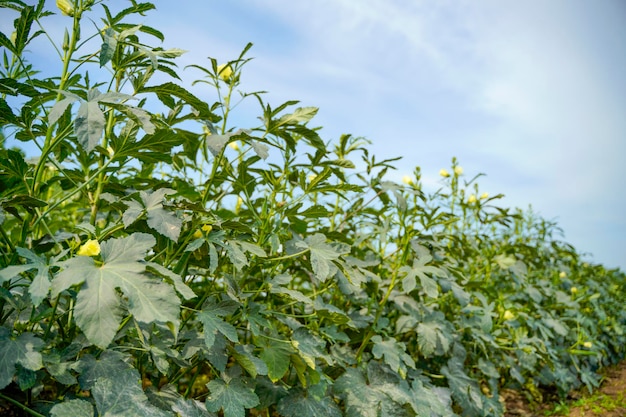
[62,28,70,52]
[480,192,489,200]
[454,166,463,176]
[503,310,515,321]
[559,271,567,279]
[439,169,450,178]
[468,194,477,204]
[217,63,233,81]
[570,286,578,294]
[583,341,592,349]
[56,0,75,17]
[402,175,413,185]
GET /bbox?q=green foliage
[0,1,625,416]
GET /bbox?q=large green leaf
[140,82,217,121]
[441,359,484,416]
[0,328,43,389]
[198,306,239,350]
[399,253,443,298]
[232,344,267,378]
[142,188,182,241]
[416,313,453,358]
[259,339,293,382]
[370,335,415,377]
[92,367,173,417]
[172,398,216,417]
[76,351,134,390]
[275,106,318,127]
[295,234,347,282]
[52,233,180,348]
[291,327,332,369]
[146,262,195,299]
[0,247,66,306]
[50,399,94,417]
[75,97,106,153]
[99,27,117,67]
[334,362,414,417]
[205,378,259,417]
[277,387,342,417]
[13,5,35,56]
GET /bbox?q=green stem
[355,228,412,362]
[0,393,45,417]
[32,158,115,230]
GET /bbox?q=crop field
[0,2,624,416]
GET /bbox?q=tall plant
[0,2,624,416]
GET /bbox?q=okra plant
[0,1,624,416]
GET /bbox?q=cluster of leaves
[0,1,624,416]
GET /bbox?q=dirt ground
[503,361,626,417]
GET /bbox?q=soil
[503,361,626,417]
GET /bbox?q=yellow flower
[439,169,450,178]
[559,271,567,279]
[77,239,100,257]
[480,192,489,200]
[193,224,213,239]
[570,286,578,294]
[217,64,233,81]
[402,175,413,185]
[503,310,515,321]
[468,194,477,204]
[56,0,75,16]
[454,166,463,176]
[228,141,239,151]
[583,341,592,349]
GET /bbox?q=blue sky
[156,0,626,270]
[3,1,625,270]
